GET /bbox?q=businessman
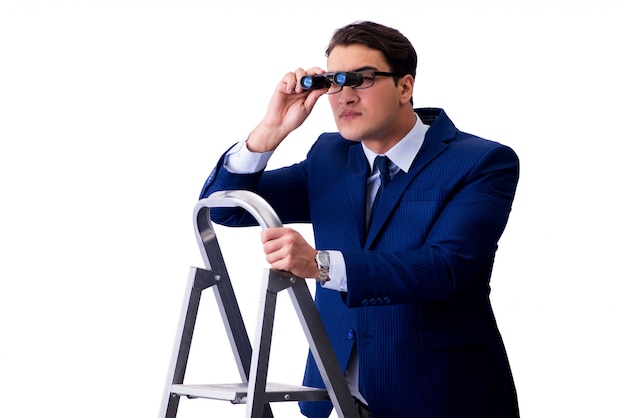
[200,21,519,418]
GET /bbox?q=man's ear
[398,74,414,104]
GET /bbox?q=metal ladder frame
[160,190,359,418]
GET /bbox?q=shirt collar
[362,112,429,173]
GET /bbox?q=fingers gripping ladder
[160,190,359,418]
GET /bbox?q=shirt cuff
[321,250,348,292]
[224,139,273,174]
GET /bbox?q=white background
[1,1,624,417]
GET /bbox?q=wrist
[247,122,288,153]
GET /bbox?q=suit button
[361,299,369,306]
[376,297,384,305]
[369,298,377,305]
[384,297,391,304]
[346,329,355,340]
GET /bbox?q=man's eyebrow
[327,66,379,73]
[353,66,378,72]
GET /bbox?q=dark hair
[325,21,417,79]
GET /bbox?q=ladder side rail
[288,280,361,418]
[246,270,299,418]
[246,270,279,418]
[160,268,217,418]
[194,208,253,382]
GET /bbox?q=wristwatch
[315,251,331,282]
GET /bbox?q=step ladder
[160,190,359,418]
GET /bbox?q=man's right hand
[246,67,327,153]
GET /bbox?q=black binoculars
[300,72,365,91]
[300,74,332,90]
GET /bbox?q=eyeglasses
[301,70,403,94]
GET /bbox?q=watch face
[318,251,330,265]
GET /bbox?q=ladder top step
[171,382,329,404]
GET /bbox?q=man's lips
[340,110,361,119]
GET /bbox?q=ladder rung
[171,382,329,404]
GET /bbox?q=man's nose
[338,87,359,105]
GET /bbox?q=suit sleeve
[199,144,312,226]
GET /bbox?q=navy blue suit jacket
[200,108,519,418]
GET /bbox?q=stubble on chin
[335,120,365,142]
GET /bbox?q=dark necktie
[375,155,391,191]
[369,155,391,228]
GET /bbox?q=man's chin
[337,127,363,142]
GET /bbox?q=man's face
[326,44,412,150]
